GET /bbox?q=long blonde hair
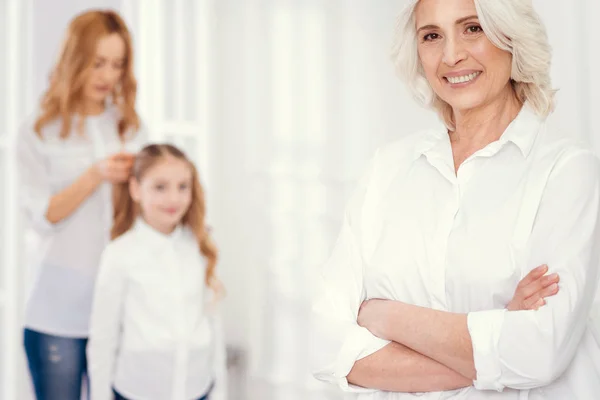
[34,9,139,139]
[112,144,220,292]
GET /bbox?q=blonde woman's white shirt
[311,104,600,399]
[16,106,148,337]
[87,219,227,400]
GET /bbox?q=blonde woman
[16,10,148,400]
[312,0,600,399]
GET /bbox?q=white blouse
[311,105,600,399]
[87,219,227,400]
[16,106,148,337]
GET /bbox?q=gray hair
[391,0,556,130]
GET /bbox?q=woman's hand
[93,152,135,184]
[507,264,559,311]
[357,299,394,340]
[357,264,560,340]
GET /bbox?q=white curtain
[1,1,599,399]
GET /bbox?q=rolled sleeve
[467,309,506,391]
[311,250,391,392]
[312,252,391,392]
[15,122,60,234]
[329,325,390,392]
[310,153,390,392]
[467,150,600,390]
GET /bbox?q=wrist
[87,163,104,186]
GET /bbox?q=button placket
[167,243,189,400]
[428,180,460,310]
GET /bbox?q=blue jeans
[24,328,88,400]
[113,389,210,400]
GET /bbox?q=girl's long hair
[112,144,220,292]
[34,9,139,139]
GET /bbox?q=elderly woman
[311,0,600,399]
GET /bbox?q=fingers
[539,282,560,300]
[524,297,546,310]
[523,282,559,310]
[506,300,519,311]
[523,274,560,298]
[520,272,559,299]
[111,151,135,161]
[517,264,548,289]
[105,159,133,183]
[109,153,135,172]
[509,265,560,312]
[113,158,134,171]
[107,160,132,173]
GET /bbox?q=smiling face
[415,0,514,114]
[130,155,193,234]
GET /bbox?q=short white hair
[391,0,556,130]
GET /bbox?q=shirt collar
[413,102,544,160]
[413,128,446,161]
[497,103,543,158]
[133,217,184,248]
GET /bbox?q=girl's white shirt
[87,218,227,400]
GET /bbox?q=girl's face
[130,156,193,234]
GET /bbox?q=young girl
[87,144,227,400]
[17,9,147,400]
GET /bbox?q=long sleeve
[467,149,600,390]
[310,153,390,392]
[87,245,128,400]
[15,122,59,234]
[209,311,228,400]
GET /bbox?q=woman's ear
[129,177,141,202]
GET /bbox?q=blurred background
[0,0,598,399]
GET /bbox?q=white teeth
[447,72,480,84]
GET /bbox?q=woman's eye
[467,25,483,34]
[423,33,440,41]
